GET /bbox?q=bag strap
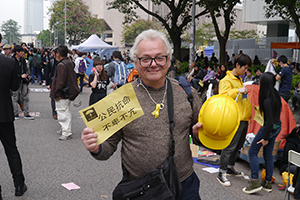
[121,78,175,179]
[166,78,175,157]
[60,59,69,88]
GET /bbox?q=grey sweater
[93,78,201,182]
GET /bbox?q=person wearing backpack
[105,51,127,90]
[28,48,42,85]
[74,52,87,94]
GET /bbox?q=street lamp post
[189,0,196,67]
[65,0,67,45]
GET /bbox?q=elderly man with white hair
[82,29,202,199]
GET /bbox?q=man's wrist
[90,144,102,157]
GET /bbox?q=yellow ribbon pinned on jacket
[151,104,161,118]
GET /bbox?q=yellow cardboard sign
[79,84,144,145]
[198,80,204,87]
[253,105,264,127]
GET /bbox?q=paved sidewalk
[0,85,289,200]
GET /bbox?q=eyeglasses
[137,55,168,68]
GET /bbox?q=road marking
[19,112,40,117]
[29,88,50,93]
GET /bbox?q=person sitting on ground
[292,82,300,111]
[252,68,261,85]
[243,68,253,83]
[188,62,204,91]
[197,65,216,94]
[291,62,299,75]
[278,126,300,200]
[203,65,215,82]
[216,65,227,82]
[279,126,300,175]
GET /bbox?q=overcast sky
[0,0,51,34]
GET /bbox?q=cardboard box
[240,140,281,164]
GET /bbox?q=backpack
[113,61,127,86]
[78,59,86,74]
[32,54,42,68]
[175,75,193,109]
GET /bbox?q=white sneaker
[217,172,231,186]
[59,134,72,141]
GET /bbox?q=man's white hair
[130,29,172,62]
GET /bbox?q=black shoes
[15,184,27,196]
[226,167,244,177]
[0,185,2,200]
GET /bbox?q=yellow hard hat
[198,94,240,150]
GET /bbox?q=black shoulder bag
[112,78,182,200]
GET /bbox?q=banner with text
[79,84,144,145]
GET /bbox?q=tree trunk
[296,27,300,43]
[170,33,182,61]
[218,37,227,65]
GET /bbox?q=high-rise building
[24,0,44,34]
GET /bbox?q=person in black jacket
[188,62,204,91]
[45,49,58,119]
[243,72,282,194]
[216,65,227,82]
[279,126,300,200]
[12,45,34,120]
[279,127,300,174]
[0,34,27,198]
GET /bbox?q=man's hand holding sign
[80,84,144,154]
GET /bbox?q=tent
[271,42,300,49]
[204,45,214,58]
[246,84,297,150]
[71,34,119,58]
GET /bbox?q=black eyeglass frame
[137,55,168,68]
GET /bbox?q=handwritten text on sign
[79,84,144,145]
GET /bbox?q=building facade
[242,0,292,38]
[24,0,44,34]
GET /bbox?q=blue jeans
[249,126,281,181]
[31,66,42,83]
[191,78,200,90]
[181,171,201,200]
[279,90,291,102]
[76,73,85,93]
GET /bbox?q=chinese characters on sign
[79,84,144,145]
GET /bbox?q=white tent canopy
[71,34,118,58]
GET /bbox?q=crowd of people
[1,29,300,200]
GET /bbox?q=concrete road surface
[0,85,288,200]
